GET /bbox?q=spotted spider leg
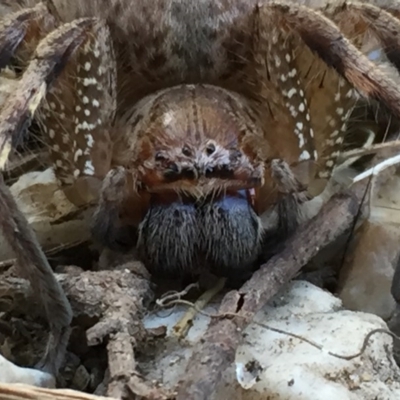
[294,41,357,191]
[256,3,400,201]
[0,3,56,162]
[0,4,44,71]
[0,9,98,376]
[36,16,116,207]
[253,4,358,210]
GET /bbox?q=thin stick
[172,278,226,339]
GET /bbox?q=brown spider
[1,0,400,383]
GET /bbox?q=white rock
[230,281,400,400]
[143,281,400,400]
[0,354,55,387]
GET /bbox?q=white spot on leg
[345,89,353,98]
[336,108,344,115]
[74,149,83,162]
[296,122,303,131]
[297,133,305,148]
[83,78,97,86]
[326,160,334,167]
[330,130,339,138]
[163,111,175,126]
[287,88,297,98]
[335,137,344,144]
[85,134,94,148]
[84,160,95,175]
[299,150,311,160]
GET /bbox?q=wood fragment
[173,278,226,339]
[0,383,115,400]
[107,332,172,400]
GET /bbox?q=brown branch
[176,183,367,400]
[106,332,172,400]
[0,383,114,400]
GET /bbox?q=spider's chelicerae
[1,0,400,380]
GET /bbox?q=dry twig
[0,384,114,400]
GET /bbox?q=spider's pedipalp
[37,18,116,207]
[90,166,141,252]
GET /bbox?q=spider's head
[128,84,266,201]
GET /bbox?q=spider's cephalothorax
[2,0,400,374]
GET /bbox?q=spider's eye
[155,152,167,162]
[182,145,192,156]
[206,143,216,155]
